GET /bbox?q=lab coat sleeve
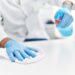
[0,12,8,41]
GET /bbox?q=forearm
[0,37,11,48]
[0,26,10,48]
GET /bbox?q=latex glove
[57,25,73,36]
[54,8,73,28]
[54,8,73,36]
[5,40,38,62]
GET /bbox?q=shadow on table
[0,55,8,60]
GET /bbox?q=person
[0,0,74,62]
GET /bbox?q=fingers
[56,13,68,27]
[54,10,64,21]
[57,26,73,36]
[57,13,73,28]
[7,48,37,62]
[54,10,65,24]
[25,49,37,58]
[14,50,24,61]
[8,50,30,62]
[27,47,38,52]
[66,15,73,27]
[7,52,15,62]
[19,50,30,59]
[7,46,38,62]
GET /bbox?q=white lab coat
[0,0,73,42]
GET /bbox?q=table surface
[0,38,75,75]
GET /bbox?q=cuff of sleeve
[0,27,8,42]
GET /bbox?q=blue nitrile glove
[5,40,38,62]
[54,8,73,36]
[57,25,73,36]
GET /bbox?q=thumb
[54,10,64,24]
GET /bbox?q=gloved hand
[54,8,73,36]
[5,40,38,62]
[54,8,73,28]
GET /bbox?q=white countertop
[0,38,75,75]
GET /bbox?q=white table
[0,39,75,75]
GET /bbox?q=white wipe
[0,47,45,64]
